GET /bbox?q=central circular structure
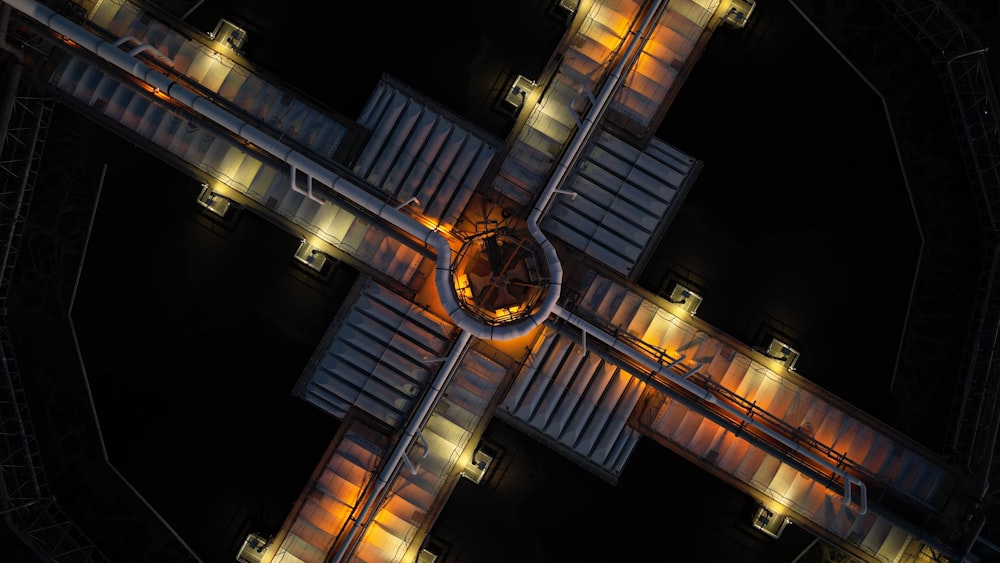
[451,227,550,327]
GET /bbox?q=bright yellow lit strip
[455,274,473,300]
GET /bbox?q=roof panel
[354,78,498,227]
[296,279,455,427]
[543,127,699,277]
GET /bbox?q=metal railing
[0,67,110,560]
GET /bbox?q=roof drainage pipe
[552,304,868,516]
[514,0,668,338]
[526,0,667,229]
[5,0,539,340]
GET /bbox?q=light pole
[946,47,989,66]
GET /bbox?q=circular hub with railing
[451,227,549,327]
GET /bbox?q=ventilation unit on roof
[751,504,790,539]
[235,532,271,563]
[209,19,249,54]
[723,0,756,29]
[754,337,800,372]
[294,239,338,277]
[557,0,580,16]
[662,280,702,315]
[418,538,447,562]
[499,75,536,117]
[196,182,234,218]
[461,444,497,485]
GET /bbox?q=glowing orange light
[455,274,473,300]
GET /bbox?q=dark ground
[5,0,1000,561]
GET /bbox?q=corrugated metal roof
[354,78,498,231]
[296,279,455,428]
[353,349,508,560]
[577,273,954,512]
[271,421,389,563]
[497,323,644,482]
[491,0,642,206]
[610,0,720,130]
[542,129,699,276]
[89,0,353,161]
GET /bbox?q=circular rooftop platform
[452,227,549,327]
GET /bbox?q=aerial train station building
[1,0,999,562]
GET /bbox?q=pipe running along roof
[10,0,560,341]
